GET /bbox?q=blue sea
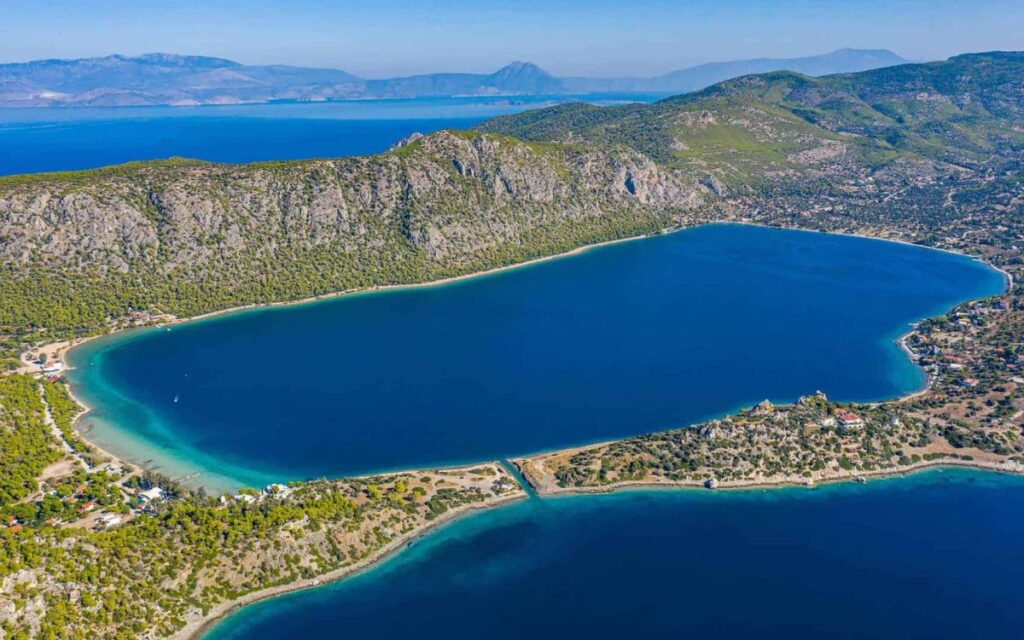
[0,94,660,176]
[206,470,1024,639]
[67,224,1006,491]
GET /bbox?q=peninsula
[1,51,1023,638]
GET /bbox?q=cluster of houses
[902,296,1019,395]
[30,359,66,382]
[821,410,865,431]
[54,483,168,530]
[220,483,295,506]
[5,515,23,533]
[89,486,167,530]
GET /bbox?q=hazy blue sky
[4,0,1022,77]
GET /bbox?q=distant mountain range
[0,48,908,108]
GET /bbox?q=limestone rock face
[0,130,702,277]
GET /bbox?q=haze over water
[68,224,1006,490]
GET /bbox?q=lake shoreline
[19,219,1008,492]
[48,229,664,489]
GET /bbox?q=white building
[264,483,294,498]
[138,487,165,502]
[836,411,865,430]
[98,512,123,527]
[41,361,64,374]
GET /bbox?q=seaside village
[3,416,304,534]
[901,290,1024,450]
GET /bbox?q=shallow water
[206,469,1024,639]
[67,224,1006,491]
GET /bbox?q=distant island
[0,48,906,108]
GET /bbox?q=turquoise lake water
[0,94,660,176]
[67,223,1006,491]
[206,469,1024,639]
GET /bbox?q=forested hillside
[480,52,1024,171]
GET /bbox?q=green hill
[479,52,1024,177]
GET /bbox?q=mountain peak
[131,53,240,68]
[487,61,561,93]
[816,48,906,62]
[492,61,554,78]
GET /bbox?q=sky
[3,0,1023,77]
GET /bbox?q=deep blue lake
[206,470,1024,640]
[0,94,659,176]
[67,224,1005,491]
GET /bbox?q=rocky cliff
[0,131,708,346]
[1,132,701,271]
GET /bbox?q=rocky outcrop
[0,131,702,278]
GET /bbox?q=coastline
[14,228,663,491]
[43,218,1009,491]
[720,218,1015,290]
[181,490,527,640]
[62,376,143,477]
[123,229,659,335]
[512,456,1024,498]
[191,458,1024,640]
[35,226,662,378]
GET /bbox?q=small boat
[856,476,867,484]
